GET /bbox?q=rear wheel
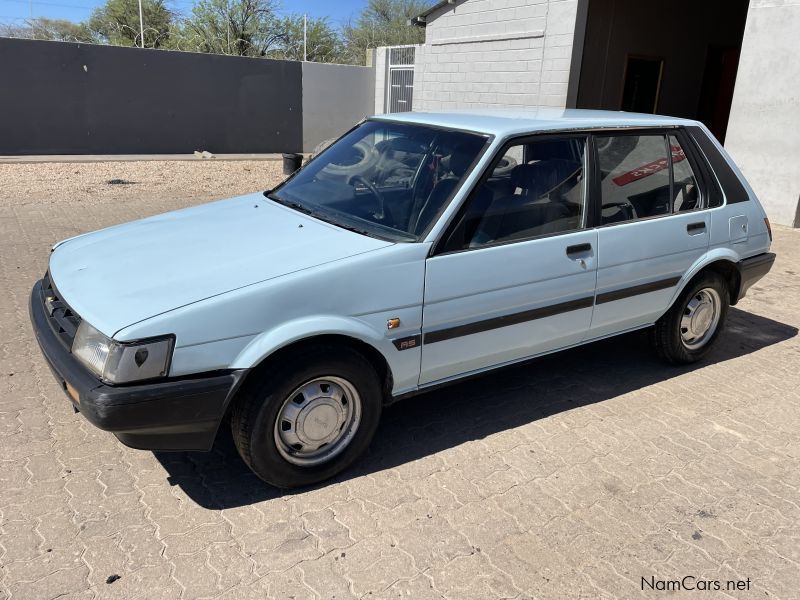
[230,345,382,488]
[651,272,729,364]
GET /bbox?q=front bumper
[30,280,245,451]
[737,252,776,301]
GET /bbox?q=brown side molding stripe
[595,276,681,305]
[423,296,594,345]
[416,276,683,347]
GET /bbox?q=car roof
[370,108,699,138]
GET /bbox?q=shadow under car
[154,306,797,508]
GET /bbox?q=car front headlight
[72,321,174,384]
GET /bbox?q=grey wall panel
[0,38,303,154]
[301,61,375,152]
[726,1,800,227]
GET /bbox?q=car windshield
[268,120,490,242]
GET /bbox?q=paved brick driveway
[1,166,799,599]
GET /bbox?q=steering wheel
[347,175,385,221]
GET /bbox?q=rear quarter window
[687,125,748,205]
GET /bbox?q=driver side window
[447,136,588,250]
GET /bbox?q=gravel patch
[0,160,286,209]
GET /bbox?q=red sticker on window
[612,146,686,186]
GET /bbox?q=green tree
[181,0,282,57]
[0,18,95,42]
[266,15,342,63]
[88,0,173,48]
[0,23,26,38]
[341,0,432,65]
[28,18,96,42]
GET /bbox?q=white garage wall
[725,0,800,227]
[415,0,580,111]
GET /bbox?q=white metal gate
[386,46,415,113]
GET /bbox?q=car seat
[470,159,580,245]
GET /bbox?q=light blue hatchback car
[31,109,775,487]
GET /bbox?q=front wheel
[651,272,729,364]
[230,345,382,488]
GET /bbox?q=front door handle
[566,243,592,256]
[687,222,706,234]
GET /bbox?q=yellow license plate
[65,382,80,404]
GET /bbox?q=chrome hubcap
[274,377,361,467]
[680,287,721,350]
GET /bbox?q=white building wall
[416,0,580,111]
[373,48,387,114]
[725,0,800,227]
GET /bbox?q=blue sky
[0,0,367,28]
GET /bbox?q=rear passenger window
[670,135,702,212]
[598,135,671,224]
[459,137,588,248]
[598,133,707,224]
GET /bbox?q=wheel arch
[230,319,395,408]
[670,250,742,308]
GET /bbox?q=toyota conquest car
[31,110,775,487]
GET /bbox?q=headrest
[525,140,576,161]
[446,150,474,176]
[377,137,426,156]
[510,159,582,191]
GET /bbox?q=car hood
[48,193,392,337]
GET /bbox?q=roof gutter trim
[411,0,460,27]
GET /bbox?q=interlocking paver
[1,160,799,599]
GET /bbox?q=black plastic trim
[566,243,592,255]
[687,222,706,233]
[737,252,776,301]
[423,296,594,344]
[392,334,421,351]
[595,277,681,305]
[30,280,244,451]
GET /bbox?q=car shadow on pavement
[154,307,797,509]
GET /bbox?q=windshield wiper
[267,194,370,234]
[266,193,407,242]
[266,193,315,216]
[328,221,379,238]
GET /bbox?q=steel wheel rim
[680,287,721,350]
[273,376,362,467]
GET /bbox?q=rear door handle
[566,243,592,256]
[687,222,706,234]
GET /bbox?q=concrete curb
[0,153,296,164]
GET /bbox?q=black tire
[230,345,382,488]
[651,271,729,364]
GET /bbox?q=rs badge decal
[392,335,421,351]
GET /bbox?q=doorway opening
[572,0,749,142]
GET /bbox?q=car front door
[588,130,714,339]
[419,135,598,386]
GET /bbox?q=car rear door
[419,134,598,386]
[588,129,715,339]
